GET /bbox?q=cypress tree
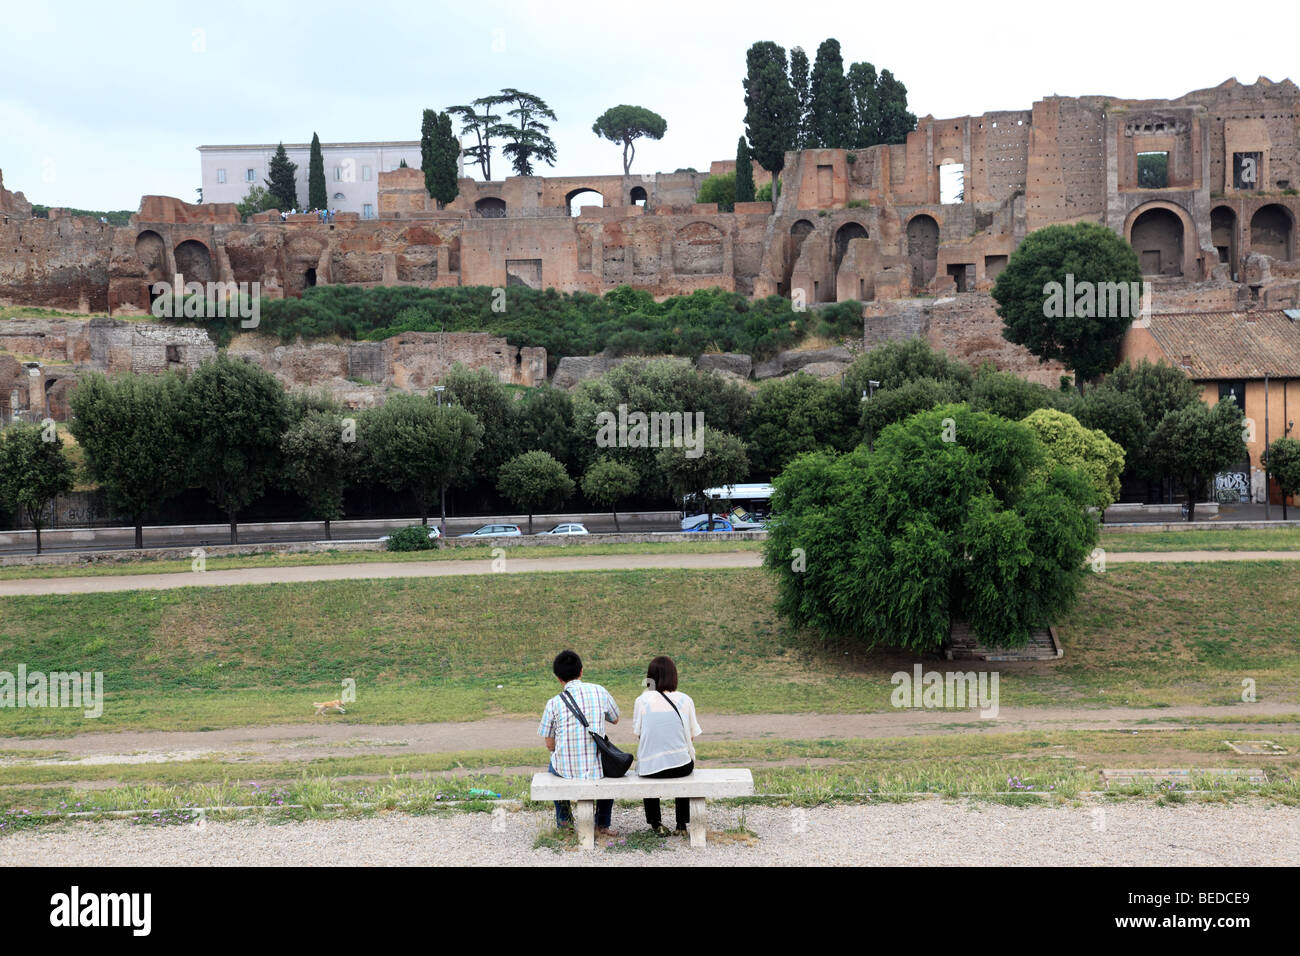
[265,142,299,211]
[429,111,460,208]
[735,136,756,203]
[420,108,437,201]
[308,132,327,209]
[743,42,798,186]
[808,39,855,149]
[789,46,812,148]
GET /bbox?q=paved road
[2,548,1299,597]
[0,551,765,596]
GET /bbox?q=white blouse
[632,690,703,776]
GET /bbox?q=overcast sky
[1,0,1295,210]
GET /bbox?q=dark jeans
[642,760,694,829]
[549,762,612,829]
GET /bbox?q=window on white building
[246,168,255,182]
[362,166,371,181]
[363,203,374,219]
[334,166,342,181]
[217,168,226,184]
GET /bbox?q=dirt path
[2,549,1297,597]
[2,703,1295,765]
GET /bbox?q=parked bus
[680,483,774,530]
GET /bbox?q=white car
[538,523,589,536]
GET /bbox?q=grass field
[2,729,1296,831]
[1,563,1298,735]
[1101,526,1300,551]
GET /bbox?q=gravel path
[1,549,1296,597]
[3,703,1296,764]
[3,801,1296,866]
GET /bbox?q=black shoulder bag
[560,689,633,778]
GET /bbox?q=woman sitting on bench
[633,655,703,836]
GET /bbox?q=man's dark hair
[646,655,678,693]
[553,649,582,682]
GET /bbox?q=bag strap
[658,689,681,718]
[560,689,593,734]
[659,690,689,737]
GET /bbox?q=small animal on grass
[313,699,346,716]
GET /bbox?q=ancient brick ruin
[2,76,1298,411]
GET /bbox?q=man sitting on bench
[538,649,621,838]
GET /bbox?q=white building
[198,141,431,218]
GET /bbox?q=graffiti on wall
[1214,471,1250,503]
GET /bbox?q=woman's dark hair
[553,649,582,682]
[646,656,678,693]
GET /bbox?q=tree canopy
[69,370,190,549]
[992,222,1144,384]
[743,41,798,179]
[764,404,1099,651]
[265,142,298,210]
[592,105,667,175]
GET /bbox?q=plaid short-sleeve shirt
[538,679,620,780]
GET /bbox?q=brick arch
[172,239,213,284]
[474,197,506,218]
[565,187,605,216]
[1250,203,1294,261]
[833,220,869,278]
[1124,201,1195,278]
[134,230,167,281]
[672,221,724,275]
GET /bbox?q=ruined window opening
[1232,152,1262,190]
[630,186,648,207]
[165,345,181,364]
[1137,152,1169,189]
[304,268,317,287]
[939,163,964,204]
[946,263,972,293]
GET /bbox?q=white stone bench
[530,769,755,849]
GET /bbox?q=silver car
[458,524,523,537]
[538,523,589,536]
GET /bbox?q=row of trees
[744,39,916,189]
[6,337,1290,551]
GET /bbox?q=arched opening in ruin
[1211,206,1238,275]
[782,219,815,295]
[566,188,604,216]
[672,221,724,275]
[906,215,940,290]
[475,197,507,218]
[304,267,317,287]
[135,230,166,277]
[833,222,869,281]
[630,186,648,207]
[1129,207,1185,277]
[172,239,213,285]
[1251,204,1294,261]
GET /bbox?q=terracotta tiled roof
[1142,311,1300,379]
